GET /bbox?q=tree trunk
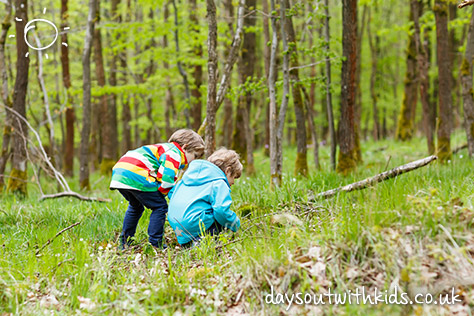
[121,0,132,152]
[460,6,474,157]
[396,2,419,141]
[79,0,97,190]
[163,1,175,139]
[7,0,29,196]
[434,0,452,162]
[60,0,74,177]
[0,1,12,191]
[414,0,435,154]
[337,0,358,175]
[269,0,280,187]
[262,0,271,156]
[449,3,461,128]
[234,0,256,173]
[283,0,307,176]
[324,0,336,171]
[367,6,380,141]
[205,0,218,158]
[190,0,203,131]
[100,0,119,174]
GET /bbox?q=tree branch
[39,192,111,202]
[459,0,474,8]
[36,222,81,256]
[313,155,438,200]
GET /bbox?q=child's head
[207,148,243,186]
[168,129,205,162]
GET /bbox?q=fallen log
[313,155,438,200]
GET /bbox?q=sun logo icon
[10,3,69,59]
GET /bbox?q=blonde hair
[168,129,205,158]
[208,148,243,178]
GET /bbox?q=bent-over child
[110,129,204,249]
[168,148,242,247]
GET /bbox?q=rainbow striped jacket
[110,142,188,194]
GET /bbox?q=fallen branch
[459,0,474,8]
[313,155,438,200]
[0,104,110,203]
[36,222,81,256]
[39,192,111,202]
[453,143,468,154]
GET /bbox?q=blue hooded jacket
[168,160,241,244]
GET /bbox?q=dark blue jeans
[118,189,168,248]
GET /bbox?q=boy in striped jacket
[110,129,204,249]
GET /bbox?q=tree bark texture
[189,0,203,131]
[434,0,452,162]
[283,0,308,176]
[324,0,336,171]
[269,0,280,187]
[0,1,12,191]
[233,0,256,174]
[460,6,474,157]
[7,0,29,195]
[121,0,132,152]
[79,0,97,190]
[396,2,419,141]
[337,0,358,175]
[205,0,218,158]
[367,6,381,141]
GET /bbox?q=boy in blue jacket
[168,148,242,246]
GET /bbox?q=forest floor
[0,133,473,315]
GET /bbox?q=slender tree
[60,0,74,177]
[367,5,381,141]
[205,0,218,157]
[283,0,307,176]
[460,6,474,157]
[337,0,358,175]
[0,0,12,191]
[434,0,452,162]
[79,0,97,190]
[324,0,336,171]
[121,0,132,152]
[396,1,419,141]
[233,0,256,173]
[269,0,280,186]
[189,0,203,131]
[7,0,29,195]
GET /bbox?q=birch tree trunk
[121,0,132,152]
[434,0,452,162]
[7,0,29,195]
[460,6,474,157]
[79,0,97,190]
[337,0,358,175]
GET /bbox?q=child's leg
[130,191,168,248]
[119,189,145,246]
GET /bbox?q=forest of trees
[1,0,474,196]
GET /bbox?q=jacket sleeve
[211,180,240,232]
[156,153,180,195]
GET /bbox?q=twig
[288,58,336,71]
[459,0,474,8]
[39,192,111,202]
[314,155,438,200]
[383,155,392,172]
[453,143,468,154]
[36,222,81,256]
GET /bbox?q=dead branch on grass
[314,155,438,200]
[36,222,81,256]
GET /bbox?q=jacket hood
[182,160,229,187]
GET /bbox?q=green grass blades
[0,133,473,314]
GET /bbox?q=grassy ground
[0,133,473,315]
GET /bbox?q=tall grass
[0,133,473,315]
